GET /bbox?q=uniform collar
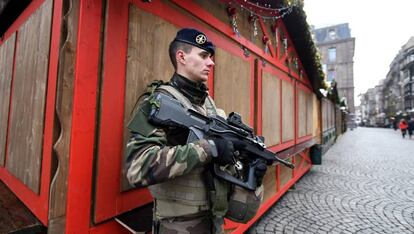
[170,73,208,106]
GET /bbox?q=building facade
[401,37,414,111]
[313,23,356,113]
[360,37,414,127]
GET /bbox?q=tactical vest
[148,84,224,219]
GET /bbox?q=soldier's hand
[208,138,235,166]
[254,160,267,187]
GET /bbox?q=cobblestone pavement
[250,127,414,234]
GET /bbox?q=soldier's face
[180,47,214,83]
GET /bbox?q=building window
[328,29,336,40]
[405,99,411,109]
[327,69,335,82]
[404,85,409,94]
[409,54,414,62]
[328,47,336,62]
[322,64,327,74]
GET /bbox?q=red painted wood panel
[0,0,62,225]
[65,0,102,232]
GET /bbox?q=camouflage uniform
[126,74,226,233]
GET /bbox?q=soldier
[126,28,267,234]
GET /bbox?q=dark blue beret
[173,28,215,56]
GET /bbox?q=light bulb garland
[225,0,295,55]
[235,0,294,20]
[283,37,288,54]
[248,14,258,37]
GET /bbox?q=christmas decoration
[271,22,278,49]
[283,37,288,54]
[261,58,266,66]
[242,46,250,57]
[262,35,271,54]
[227,0,294,20]
[227,5,240,37]
[248,14,258,37]
[294,57,299,70]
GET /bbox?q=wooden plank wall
[298,88,307,137]
[124,4,176,118]
[5,0,53,193]
[322,98,327,131]
[281,80,294,142]
[335,106,343,135]
[214,48,251,124]
[321,98,328,131]
[120,5,176,191]
[0,33,15,167]
[321,98,335,132]
[279,161,292,187]
[261,166,277,204]
[306,92,313,135]
[312,94,321,142]
[261,70,280,146]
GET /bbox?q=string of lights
[238,0,291,13]
[227,0,294,20]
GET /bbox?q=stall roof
[281,2,326,97]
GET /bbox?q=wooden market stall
[0,0,328,233]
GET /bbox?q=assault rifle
[148,93,294,191]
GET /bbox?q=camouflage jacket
[127,98,211,187]
[125,89,214,188]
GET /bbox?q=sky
[303,0,414,105]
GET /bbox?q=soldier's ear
[176,50,186,65]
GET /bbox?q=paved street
[250,127,414,234]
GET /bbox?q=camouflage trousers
[153,215,223,234]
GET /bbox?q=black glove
[209,138,235,166]
[254,161,267,187]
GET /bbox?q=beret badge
[196,34,207,45]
